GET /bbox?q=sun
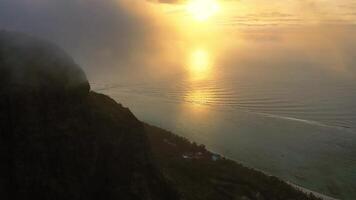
[186,0,220,21]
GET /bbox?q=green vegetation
[145,124,321,200]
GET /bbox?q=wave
[91,80,356,132]
[249,111,352,131]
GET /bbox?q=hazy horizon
[1,0,356,199]
[1,0,356,80]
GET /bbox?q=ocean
[91,26,356,200]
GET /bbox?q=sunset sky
[1,0,355,82]
[1,1,356,199]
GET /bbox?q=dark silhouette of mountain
[0,31,323,200]
[0,31,178,200]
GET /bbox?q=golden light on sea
[188,48,214,80]
[183,89,215,114]
[185,90,212,105]
[190,49,209,73]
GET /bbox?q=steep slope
[0,30,325,200]
[0,31,177,200]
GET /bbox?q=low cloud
[0,0,179,80]
[1,0,355,83]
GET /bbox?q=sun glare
[186,0,220,21]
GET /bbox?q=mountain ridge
[0,31,322,200]
[0,31,178,200]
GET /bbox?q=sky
[1,2,355,198]
[0,0,355,82]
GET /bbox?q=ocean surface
[92,66,356,199]
[91,27,356,199]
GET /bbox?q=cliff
[0,31,177,200]
[0,31,322,200]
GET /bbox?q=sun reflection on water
[191,49,209,72]
[188,48,213,81]
[183,89,214,115]
[184,47,217,113]
[185,90,212,105]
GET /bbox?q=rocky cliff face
[0,31,177,200]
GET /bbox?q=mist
[2,1,356,199]
[0,0,183,82]
[1,0,356,84]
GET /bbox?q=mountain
[0,31,322,200]
[0,31,178,200]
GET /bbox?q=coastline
[288,183,339,200]
[203,150,338,200]
[211,151,338,200]
[144,123,326,200]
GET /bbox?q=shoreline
[207,150,338,200]
[145,122,338,200]
[288,183,338,200]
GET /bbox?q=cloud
[147,0,185,4]
[153,0,183,3]
[218,0,356,28]
[0,0,179,80]
[1,0,355,83]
